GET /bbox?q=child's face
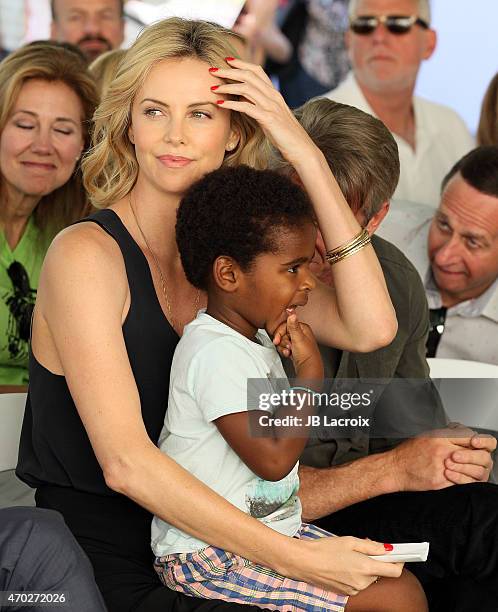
[240,220,317,335]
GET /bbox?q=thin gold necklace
[129,194,200,331]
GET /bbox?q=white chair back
[0,393,27,472]
[427,358,498,431]
[427,358,498,379]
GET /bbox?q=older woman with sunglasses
[0,44,98,386]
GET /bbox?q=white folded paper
[369,542,430,563]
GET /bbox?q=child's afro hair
[176,165,314,290]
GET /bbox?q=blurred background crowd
[0,6,498,610]
[0,0,496,132]
[0,0,496,387]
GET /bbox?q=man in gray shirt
[379,146,498,366]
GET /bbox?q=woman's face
[129,57,240,198]
[0,79,84,201]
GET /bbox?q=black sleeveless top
[16,209,179,557]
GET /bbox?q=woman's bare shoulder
[34,216,132,372]
[53,218,119,252]
[39,217,129,311]
[45,218,125,276]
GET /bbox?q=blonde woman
[0,43,97,385]
[89,48,127,99]
[18,18,399,612]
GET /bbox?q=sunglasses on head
[8,261,32,296]
[350,15,429,35]
[6,261,35,342]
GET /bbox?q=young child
[151,166,425,612]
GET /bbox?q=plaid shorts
[154,523,348,611]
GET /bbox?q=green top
[0,217,51,385]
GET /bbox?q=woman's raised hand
[210,57,317,165]
[292,536,403,596]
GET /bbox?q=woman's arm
[33,224,402,595]
[233,0,282,64]
[213,58,397,351]
[259,23,293,64]
[290,151,397,352]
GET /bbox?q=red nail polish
[225,56,235,61]
[209,67,219,73]
[216,100,225,105]
[383,543,393,551]
[210,85,219,91]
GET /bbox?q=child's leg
[297,523,428,612]
[156,524,426,612]
[345,569,428,612]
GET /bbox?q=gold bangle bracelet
[326,231,371,265]
[325,228,369,260]
[326,238,371,265]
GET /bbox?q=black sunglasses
[6,260,35,343]
[350,15,429,35]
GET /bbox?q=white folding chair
[427,358,498,482]
[0,392,36,508]
[427,358,498,380]
[0,393,27,471]
[427,358,498,430]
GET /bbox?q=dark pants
[315,483,498,611]
[0,507,107,611]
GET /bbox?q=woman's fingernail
[383,543,393,551]
[225,56,235,61]
[209,67,219,73]
[216,100,225,105]
[210,85,219,91]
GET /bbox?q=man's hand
[444,433,496,484]
[390,436,458,491]
[391,427,496,491]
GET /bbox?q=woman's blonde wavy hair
[0,43,98,238]
[89,48,127,100]
[83,18,267,209]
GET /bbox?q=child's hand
[276,314,323,381]
[273,322,292,359]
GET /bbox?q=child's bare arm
[215,315,323,481]
[215,408,308,481]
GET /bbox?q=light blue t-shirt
[151,312,301,556]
